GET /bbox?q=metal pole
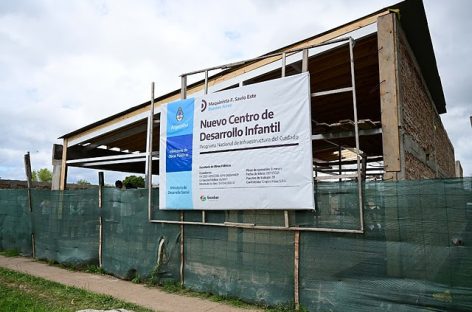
[203,71,208,224]
[294,230,300,310]
[338,145,342,182]
[181,37,350,77]
[180,213,184,287]
[180,76,186,287]
[281,52,286,77]
[98,172,104,208]
[281,52,290,228]
[31,233,35,259]
[146,82,155,221]
[98,171,104,268]
[349,37,364,231]
[204,70,209,95]
[149,219,364,234]
[180,76,187,99]
[302,48,308,73]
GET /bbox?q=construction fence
[0,178,471,311]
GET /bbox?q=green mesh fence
[0,189,32,255]
[31,189,99,265]
[101,188,180,281]
[0,178,471,311]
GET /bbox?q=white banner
[160,72,314,210]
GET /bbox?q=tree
[76,179,91,185]
[123,175,145,188]
[32,168,52,183]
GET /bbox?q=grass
[0,249,20,257]
[156,281,303,311]
[0,266,152,312]
[22,257,301,311]
[156,281,256,309]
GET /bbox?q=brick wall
[398,31,455,179]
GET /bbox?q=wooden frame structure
[56,0,454,190]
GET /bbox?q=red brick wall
[398,32,455,179]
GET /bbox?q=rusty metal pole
[98,171,104,268]
[294,230,300,310]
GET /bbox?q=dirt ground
[0,255,261,312]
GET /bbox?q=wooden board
[378,13,401,176]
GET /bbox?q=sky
[0,0,470,185]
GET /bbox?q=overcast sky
[0,0,470,184]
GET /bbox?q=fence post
[98,172,104,268]
[24,152,35,258]
[294,230,300,310]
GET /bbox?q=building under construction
[55,0,458,190]
[2,1,470,311]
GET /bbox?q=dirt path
[0,255,261,312]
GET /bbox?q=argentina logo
[176,107,184,121]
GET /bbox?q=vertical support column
[146,82,155,221]
[301,49,308,73]
[294,230,300,311]
[180,76,187,99]
[59,138,68,190]
[180,212,184,287]
[98,171,104,268]
[378,13,401,181]
[202,71,208,224]
[24,152,33,212]
[24,152,35,258]
[51,144,62,190]
[204,70,209,95]
[349,37,364,231]
[180,75,187,287]
[281,52,290,227]
[378,13,402,276]
[281,52,286,77]
[338,145,342,182]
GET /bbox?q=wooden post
[378,13,401,180]
[24,152,33,212]
[24,152,35,258]
[294,230,300,310]
[98,171,104,268]
[378,13,403,277]
[51,144,63,190]
[59,138,68,190]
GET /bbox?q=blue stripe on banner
[166,134,193,173]
[166,98,194,137]
[166,171,193,209]
[164,98,195,209]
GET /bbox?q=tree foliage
[31,168,52,183]
[76,179,91,185]
[123,175,145,188]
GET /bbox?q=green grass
[0,249,20,257]
[156,281,304,311]
[0,267,152,312]
[156,281,256,309]
[30,258,300,311]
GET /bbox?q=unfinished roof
[55,0,451,186]
[60,0,445,141]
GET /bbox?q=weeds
[84,264,105,274]
[0,249,20,257]
[0,267,151,312]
